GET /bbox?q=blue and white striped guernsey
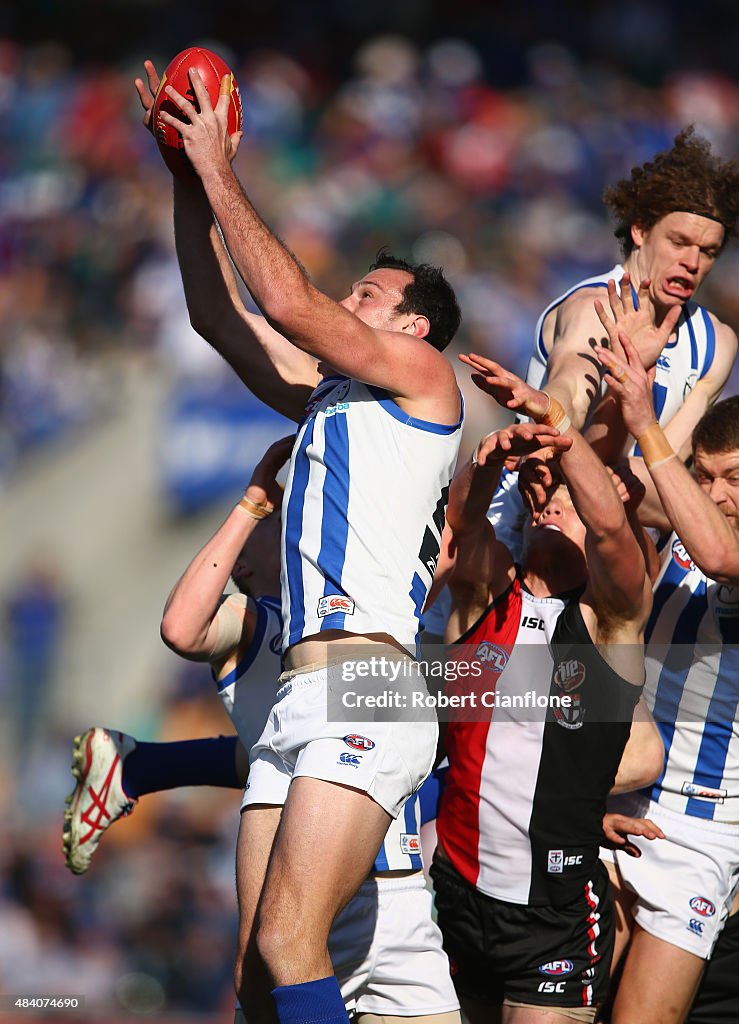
[525,264,717,451]
[644,535,739,823]
[281,375,464,655]
[216,595,425,870]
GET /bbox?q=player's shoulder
[706,310,738,350]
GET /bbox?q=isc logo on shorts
[689,897,716,917]
[317,595,355,617]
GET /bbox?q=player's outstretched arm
[161,436,293,662]
[463,353,652,630]
[445,423,571,637]
[660,316,737,461]
[157,68,457,411]
[135,61,318,422]
[596,332,739,584]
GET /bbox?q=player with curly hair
[527,127,739,461]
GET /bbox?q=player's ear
[631,223,646,249]
[406,314,430,339]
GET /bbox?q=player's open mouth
[664,277,694,299]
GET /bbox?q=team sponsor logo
[656,354,671,371]
[672,539,696,571]
[521,615,545,630]
[338,752,362,767]
[581,966,597,984]
[344,734,375,751]
[687,919,704,936]
[681,781,726,802]
[400,833,421,855]
[548,850,584,873]
[325,401,350,418]
[553,659,586,692]
[475,641,509,671]
[554,694,585,730]
[269,631,282,655]
[715,584,739,617]
[538,960,573,977]
[689,897,716,918]
[317,594,355,618]
[683,372,697,399]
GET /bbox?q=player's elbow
[695,545,739,585]
[160,613,202,659]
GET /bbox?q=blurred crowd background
[3,0,739,1019]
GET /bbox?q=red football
[152,46,243,178]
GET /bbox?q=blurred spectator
[4,554,67,758]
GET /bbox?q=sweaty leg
[235,804,283,1024]
[256,776,392,985]
[610,924,705,1024]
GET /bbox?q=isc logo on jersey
[344,734,375,751]
[538,961,573,977]
[689,897,716,917]
[672,539,696,571]
[475,642,509,672]
[317,595,355,617]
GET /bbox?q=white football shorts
[608,792,739,958]
[242,660,438,818]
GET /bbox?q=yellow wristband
[636,422,675,469]
[238,496,272,520]
[535,393,571,433]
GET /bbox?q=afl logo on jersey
[475,642,509,671]
[672,539,696,571]
[689,897,716,918]
[344,734,375,751]
[553,660,586,692]
[538,961,573,977]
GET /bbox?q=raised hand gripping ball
[152,46,243,178]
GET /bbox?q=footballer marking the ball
[151,47,242,178]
